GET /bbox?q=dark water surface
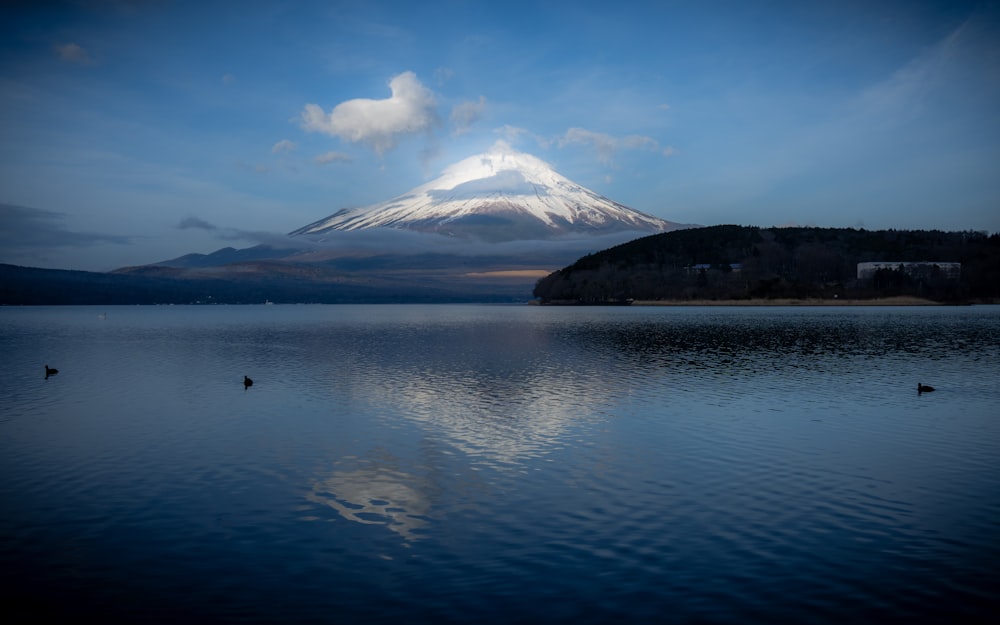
[2,304,998,623]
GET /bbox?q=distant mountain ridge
[5,226,998,305]
[291,141,686,242]
[4,145,702,304]
[155,245,303,268]
[50,143,692,304]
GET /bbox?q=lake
[1,304,998,624]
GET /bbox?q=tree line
[533,225,1000,303]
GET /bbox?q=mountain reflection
[313,319,617,468]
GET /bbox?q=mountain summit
[291,142,682,242]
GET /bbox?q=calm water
[1,304,999,624]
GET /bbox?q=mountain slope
[291,141,684,242]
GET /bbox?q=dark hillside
[533,226,1000,303]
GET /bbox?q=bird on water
[918,383,935,394]
[244,375,253,390]
[45,365,58,378]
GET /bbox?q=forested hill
[533,225,1000,304]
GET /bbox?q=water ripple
[1,305,998,623]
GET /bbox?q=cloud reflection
[307,466,430,543]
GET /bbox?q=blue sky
[1,0,998,271]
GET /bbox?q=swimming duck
[45,365,58,378]
[918,383,934,394]
[244,375,253,390]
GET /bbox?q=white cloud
[300,71,438,156]
[450,96,487,135]
[222,73,236,85]
[54,43,93,64]
[272,139,296,154]
[315,151,352,165]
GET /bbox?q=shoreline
[630,296,946,306]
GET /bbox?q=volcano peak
[292,142,682,242]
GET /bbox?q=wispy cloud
[177,216,217,231]
[495,125,549,149]
[450,96,487,136]
[434,67,454,85]
[53,42,94,65]
[176,215,300,247]
[852,29,956,123]
[558,128,618,164]
[300,71,439,156]
[235,160,270,174]
[314,151,352,165]
[622,135,659,151]
[271,139,296,154]
[557,127,664,165]
[0,204,131,265]
[718,15,1000,215]
[850,17,997,124]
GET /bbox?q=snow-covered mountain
[291,142,684,242]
